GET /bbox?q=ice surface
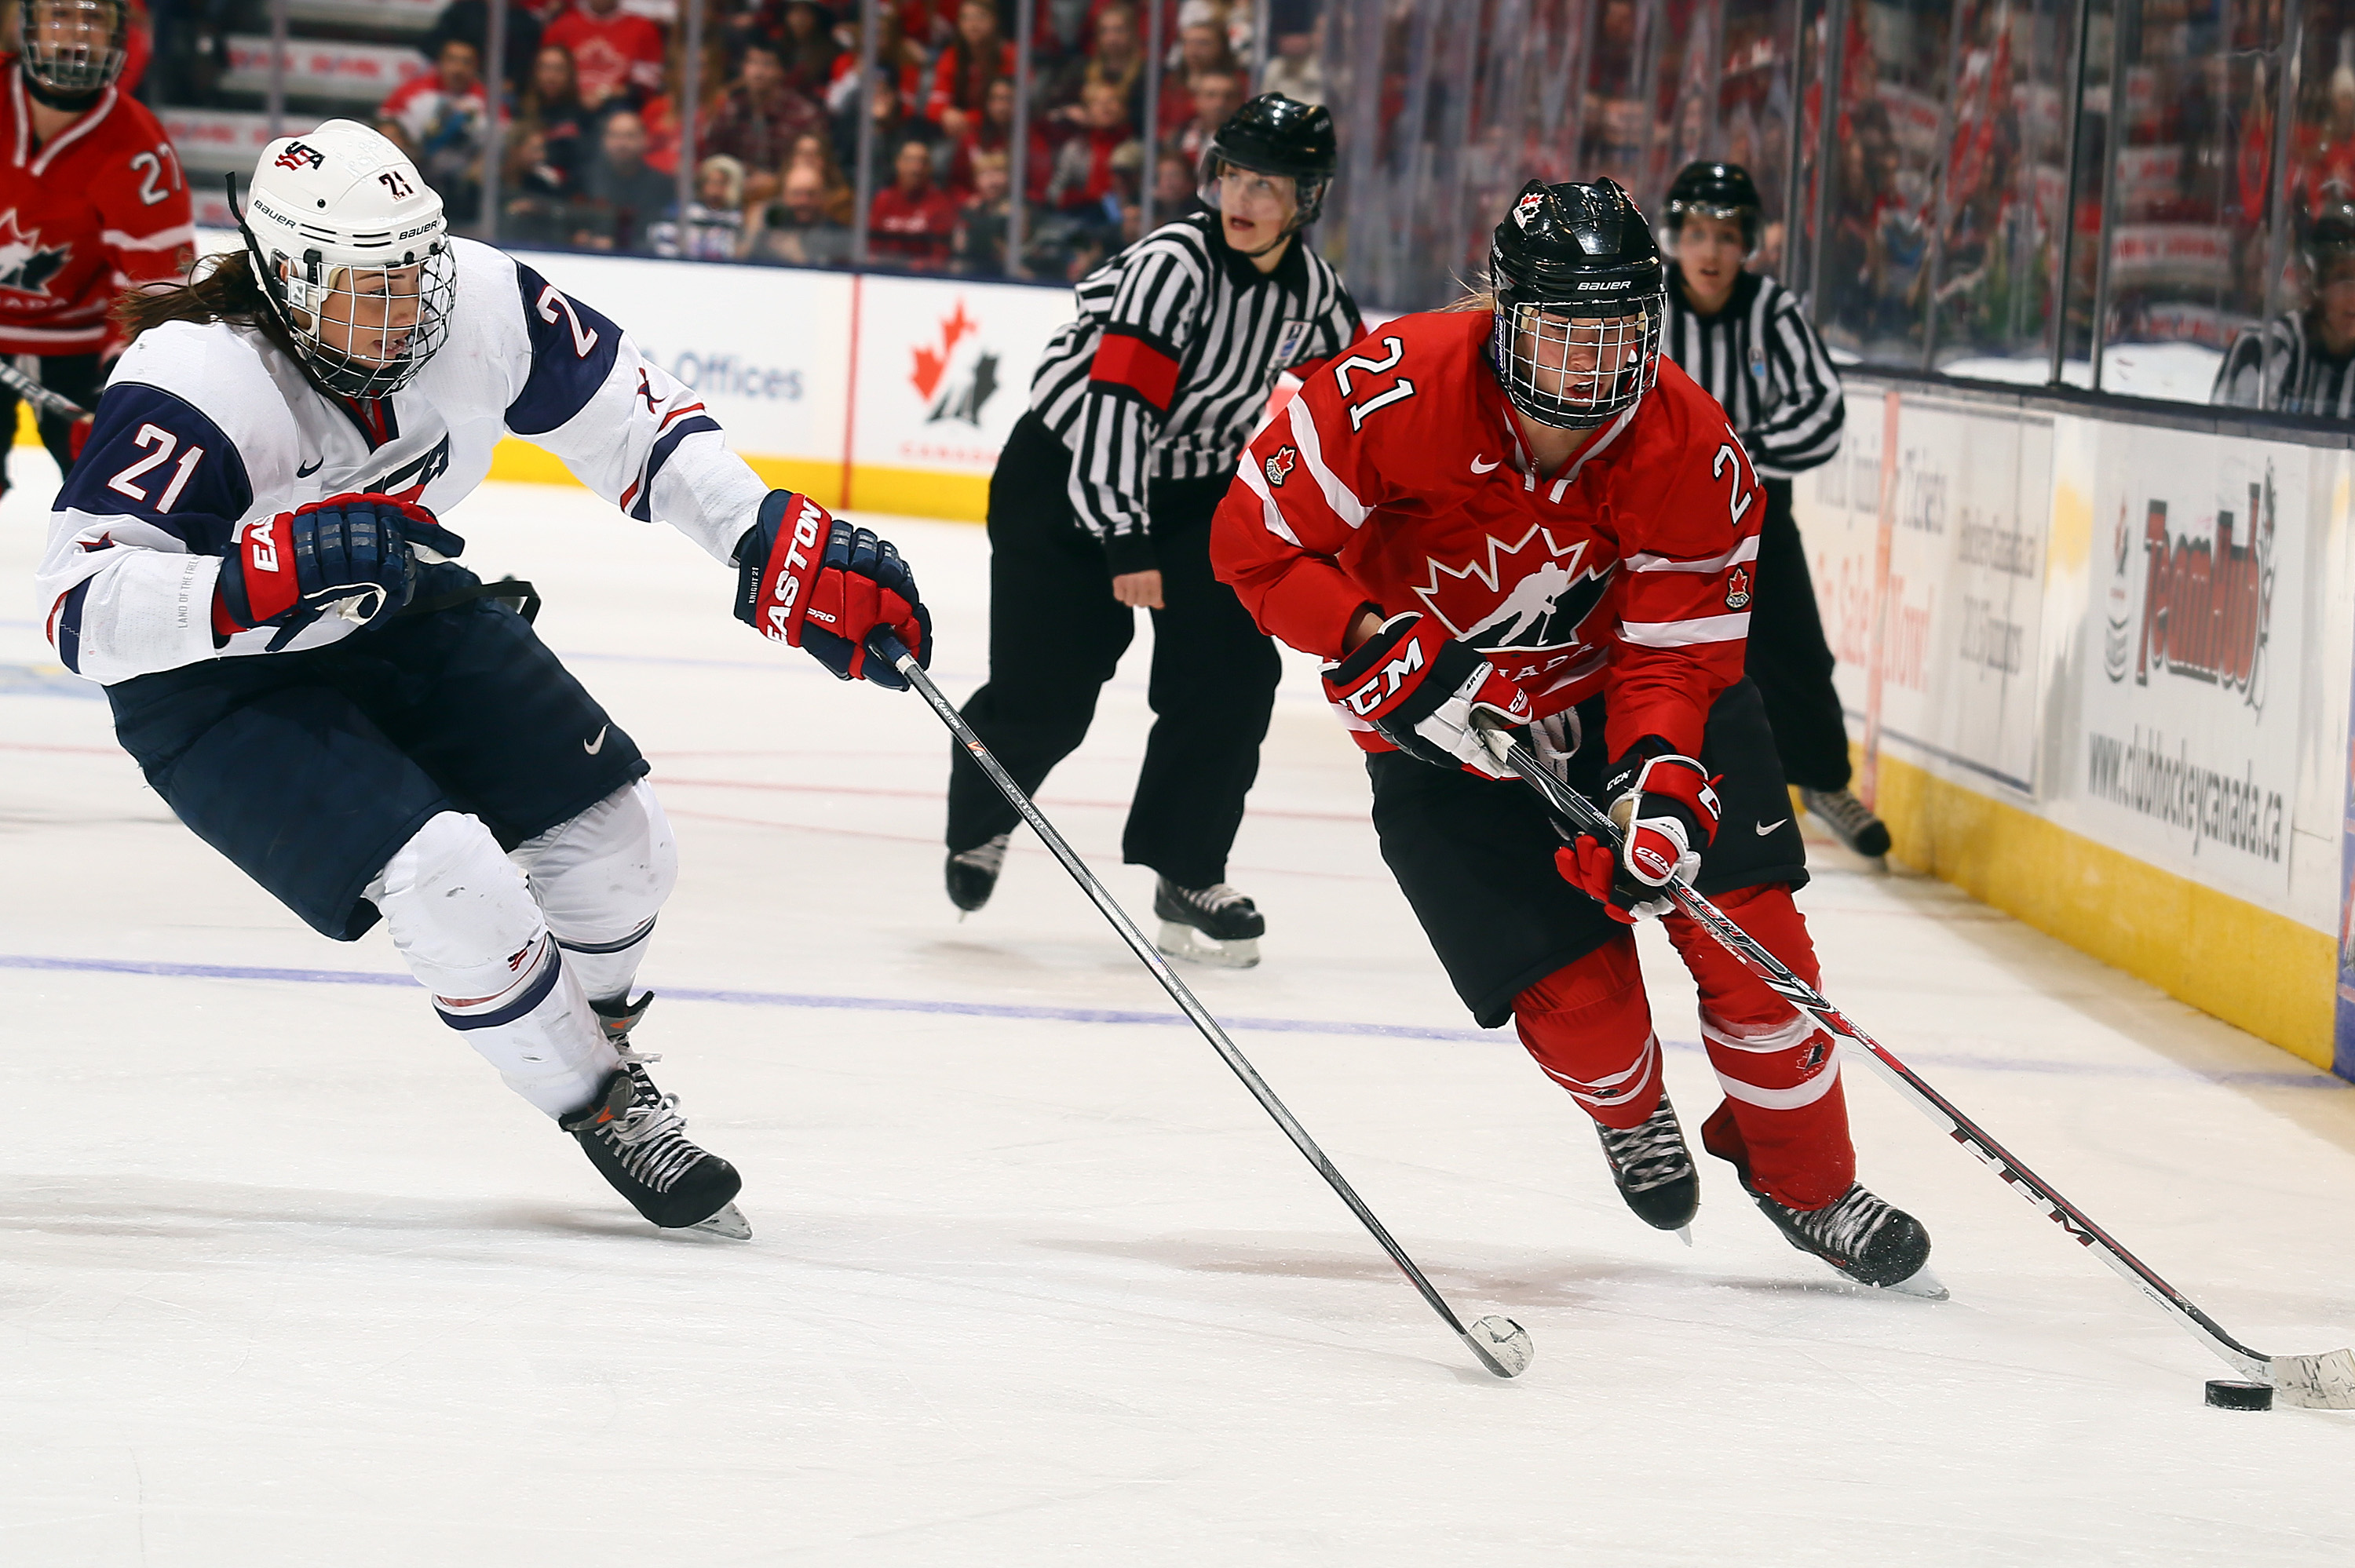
[5,475,2355,1565]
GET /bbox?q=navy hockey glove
[1320,611,1532,776]
[1555,738,1721,923]
[213,492,466,651]
[734,490,933,689]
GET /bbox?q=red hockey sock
[1511,934,1663,1132]
[1662,884,1856,1210]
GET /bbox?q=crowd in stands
[360,0,1323,277]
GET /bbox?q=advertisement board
[2068,428,2306,906]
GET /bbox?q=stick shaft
[896,650,1482,1342]
[1489,731,2274,1380]
[0,358,87,421]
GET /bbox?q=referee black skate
[944,93,1362,965]
[1660,161,1889,859]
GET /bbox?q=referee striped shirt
[1662,268,1845,477]
[2211,312,2355,418]
[1031,210,1362,574]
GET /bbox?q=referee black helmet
[1664,160,1765,252]
[1486,177,1667,429]
[1199,93,1338,229]
[2303,198,2355,288]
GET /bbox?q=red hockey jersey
[0,67,192,357]
[1213,308,1763,762]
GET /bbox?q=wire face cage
[17,0,126,97]
[1488,299,1663,428]
[259,242,459,400]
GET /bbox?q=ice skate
[1743,1174,1937,1294]
[590,990,654,1048]
[946,833,1010,915]
[1152,877,1264,968]
[1594,1096,1700,1234]
[561,1057,750,1240]
[1800,787,1892,859]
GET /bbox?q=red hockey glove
[1554,741,1720,923]
[213,492,465,651]
[733,489,933,689]
[1320,611,1531,777]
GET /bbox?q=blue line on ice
[2,952,2340,1089]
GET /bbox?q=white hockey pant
[363,780,679,1118]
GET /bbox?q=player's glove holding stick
[1554,738,1722,923]
[734,489,932,690]
[214,491,466,651]
[1320,611,1532,777]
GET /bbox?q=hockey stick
[0,359,89,423]
[1478,723,2355,1407]
[872,632,1534,1379]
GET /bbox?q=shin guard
[1512,935,1664,1131]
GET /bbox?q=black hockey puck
[2203,1379,2274,1411]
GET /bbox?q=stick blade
[1462,1315,1535,1378]
[2269,1347,2355,1408]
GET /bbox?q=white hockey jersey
[36,237,769,685]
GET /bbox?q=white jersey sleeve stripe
[1618,611,1752,647]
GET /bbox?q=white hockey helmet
[239,119,456,399]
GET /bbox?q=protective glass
[274,244,459,399]
[19,0,125,95]
[1490,299,1662,428]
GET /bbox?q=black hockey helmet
[1664,159,1764,250]
[1199,93,1338,232]
[13,0,127,106]
[2303,197,2355,288]
[1486,177,1667,429]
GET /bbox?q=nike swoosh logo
[1755,818,1788,836]
[1470,454,1500,474]
[583,725,609,755]
[296,458,322,477]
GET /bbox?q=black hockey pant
[946,411,1280,889]
[1744,477,1854,793]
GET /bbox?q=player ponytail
[113,252,282,346]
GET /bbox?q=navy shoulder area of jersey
[58,381,254,552]
[505,255,625,436]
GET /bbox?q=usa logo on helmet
[1265,446,1298,487]
[275,143,326,172]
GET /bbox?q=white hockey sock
[366,811,620,1118]
[513,779,677,1006]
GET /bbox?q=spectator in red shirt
[706,39,825,206]
[378,36,492,220]
[1174,68,1240,169]
[870,136,959,268]
[1046,76,1136,216]
[926,0,1015,140]
[542,0,664,111]
[1160,5,1238,142]
[946,72,1014,197]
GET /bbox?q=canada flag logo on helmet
[1265,445,1297,487]
[1513,191,1546,230]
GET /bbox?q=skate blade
[1879,1263,1947,1300]
[1156,921,1260,969]
[1676,1225,1693,1248]
[679,1202,753,1241]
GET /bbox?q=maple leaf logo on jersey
[0,212,71,298]
[1411,524,1614,652]
[1725,565,1752,610]
[1265,446,1297,487]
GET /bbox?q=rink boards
[1794,377,2355,1077]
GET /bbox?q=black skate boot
[1152,877,1264,968]
[590,990,653,1048]
[1800,787,1892,859]
[561,1057,751,1240]
[1743,1174,1937,1294]
[946,833,1010,914]
[1594,1097,1700,1234]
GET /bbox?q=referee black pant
[1745,477,1853,793]
[947,410,1280,888]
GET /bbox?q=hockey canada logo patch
[1513,191,1546,229]
[1265,446,1298,487]
[276,142,327,171]
[0,211,70,297]
[1725,566,1752,610]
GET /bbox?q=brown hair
[113,250,287,348]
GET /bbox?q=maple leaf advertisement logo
[908,299,999,428]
